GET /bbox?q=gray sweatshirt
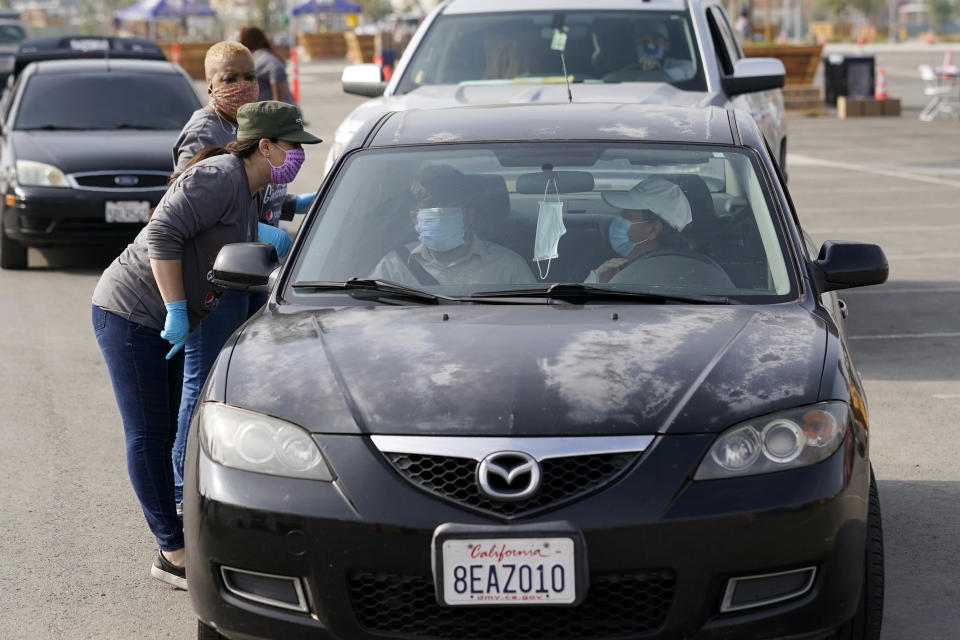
[92,154,261,332]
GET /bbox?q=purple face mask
[268,145,305,185]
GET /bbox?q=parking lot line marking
[848,287,960,295]
[882,253,960,260]
[788,154,960,188]
[848,332,960,340]
[808,224,960,233]
[932,394,960,399]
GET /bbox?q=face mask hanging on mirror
[533,176,566,279]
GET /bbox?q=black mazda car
[0,55,200,268]
[185,103,888,640]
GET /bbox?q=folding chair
[918,64,960,121]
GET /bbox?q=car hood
[10,130,178,173]
[225,303,827,436]
[338,82,712,139]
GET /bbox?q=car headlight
[198,403,335,481]
[15,160,69,188]
[694,402,849,480]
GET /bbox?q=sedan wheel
[835,468,884,639]
[0,227,27,270]
[197,620,226,640]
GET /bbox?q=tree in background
[927,0,958,32]
[363,0,393,21]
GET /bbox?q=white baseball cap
[601,176,693,232]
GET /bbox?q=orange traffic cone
[875,67,888,99]
[944,47,954,68]
[927,30,935,45]
[816,34,827,46]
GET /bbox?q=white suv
[328,0,787,174]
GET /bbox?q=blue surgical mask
[608,215,654,257]
[638,42,666,61]
[416,207,466,253]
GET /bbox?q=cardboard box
[837,96,901,118]
[882,98,902,116]
[837,96,863,118]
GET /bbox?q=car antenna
[560,52,572,103]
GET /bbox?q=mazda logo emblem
[114,175,139,186]
[477,451,541,501]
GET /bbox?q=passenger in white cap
[587,176,693,284]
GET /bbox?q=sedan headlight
[198,403,334,481]
[694,402,849,480]
[16,160,69,188]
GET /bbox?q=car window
[710,7,742,65]
[396,10,705,92]
[290,143,795,302]
[0,24,24,45]
[13,71,198,131]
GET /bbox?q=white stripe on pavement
[788,154,960,188]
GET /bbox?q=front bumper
[184,428,869,640]
[1,185,165,247]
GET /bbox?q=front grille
[349,570,675,639]
[72,173,169,189]
[385,452,638,519]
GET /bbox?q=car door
[705,5,785,165]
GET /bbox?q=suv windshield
[290,143,795,302]
[396,10,705,93]
[14,71,198,130]
[0,24,24,45]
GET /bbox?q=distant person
[735,7,752,44]
[370,165,535,286]
[238,26,297,106]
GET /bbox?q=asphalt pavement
[1,53,959,639]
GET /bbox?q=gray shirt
[172,107,290,225]
[172,108,237,173]
[92,154,261,331]
[370,236,535,287]
[253,49,295,105]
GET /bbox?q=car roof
[367,103,735,149]
[441,0,690,14]
[13,36,165,77]
[25,58,180,75]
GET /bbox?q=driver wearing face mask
[369,165,534,287]
[632,21,696,82]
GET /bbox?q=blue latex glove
[160,300,189,360]
[258,222,293,259]
[295,191,317,214]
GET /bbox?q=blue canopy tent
[114,0,217,40]
[290,0,363,16]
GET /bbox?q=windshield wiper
[18,125,90,131]
[471,282,730,304]
[291,278,459,304]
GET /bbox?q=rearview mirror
[813,240,888,292]
[721,58,786,96]
[515,171,595,194]
[342,64,387,97]
[211,242,281,293]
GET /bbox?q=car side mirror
[721,58,786,96]
[813,240,889,292]
[211,242,281,293]
[342,63,387,97]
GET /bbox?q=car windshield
[0,24,24,45]
[289,143,795,303]
[395,10,705,93]
[14,71,198,131]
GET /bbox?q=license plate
[105,200,150,223]
[440,537,576,605]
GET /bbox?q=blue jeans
[172,290,267,506]
[92,305,184,552]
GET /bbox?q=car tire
[835,467,884,640]
[197,620,227,640]
[0,226,27,269]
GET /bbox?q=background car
[0,10,25,88]
[0,54,200,269]
[328,0,787,173]
[185,102,887,640]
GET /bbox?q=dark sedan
[186,103,887,640]
[0,58,200,268]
